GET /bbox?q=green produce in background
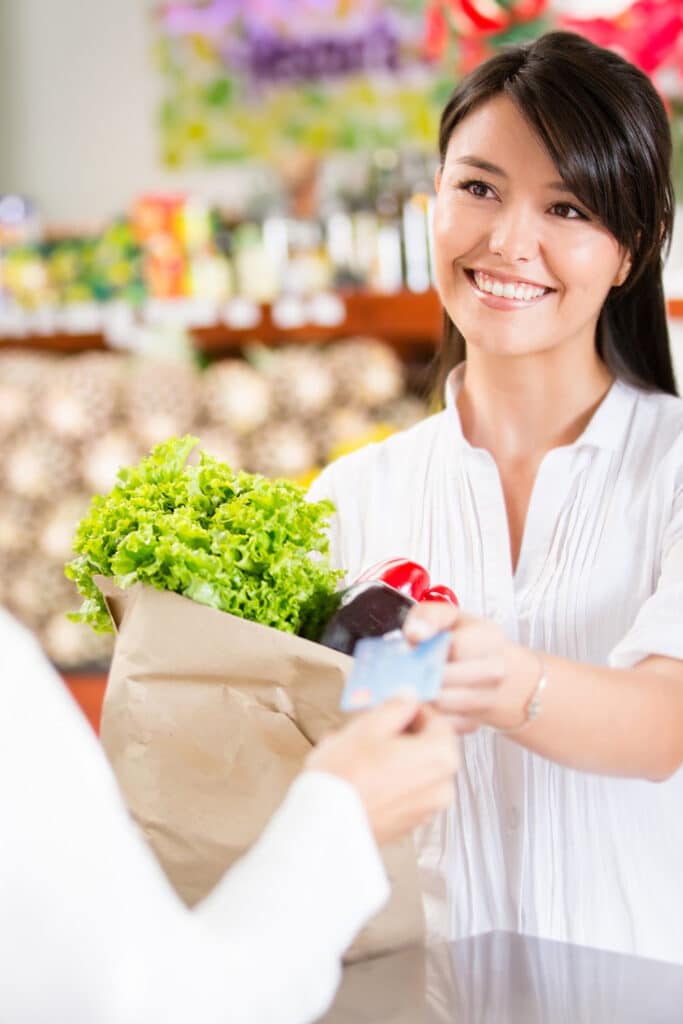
[65,435,342,637]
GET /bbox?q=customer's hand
[306,695,458,846]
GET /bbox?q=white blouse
[309,365,683,966]
[0,609,389,1024]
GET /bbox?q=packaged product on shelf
[143,234,187,299]
[134,194,224,303]
[232,221,280,302]
[1,244,52,309]
[282,218,333,296]
[402,193,431,294]
[368,148,404,294]
[0,155,445,326]
[186,249,232,303]
[132,194,186,244]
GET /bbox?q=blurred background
[1,0,682,716]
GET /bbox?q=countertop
[322,930,683,1023]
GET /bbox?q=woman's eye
[551,203,587,220]
[458,179,495,199]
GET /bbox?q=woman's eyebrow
[454,156,505,176]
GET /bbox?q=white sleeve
[0,610,389,1024]
[609,476,683,668]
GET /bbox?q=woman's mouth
[465,269,554,307]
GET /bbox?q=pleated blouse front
[308,366,683,965]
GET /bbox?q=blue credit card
[340,629,451,711]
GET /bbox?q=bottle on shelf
[400,150,434,294]
[367,147,404,294]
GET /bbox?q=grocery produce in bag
[65,434,342,640]
[65,436,426,963]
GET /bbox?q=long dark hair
[433,31,678,398]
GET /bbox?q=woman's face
[433,95,630,362]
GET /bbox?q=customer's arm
[0,610,456,1024]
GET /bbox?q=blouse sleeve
[0,610,389,1024]
[608,473,683,669]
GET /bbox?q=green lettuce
[65,435,342,637]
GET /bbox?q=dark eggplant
[317,580,416,656]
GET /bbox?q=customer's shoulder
[0,605,54,688]
[0,605,38,656]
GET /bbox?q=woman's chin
[461,334,545,359]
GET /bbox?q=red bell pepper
[420,584,459,607]
[355,558,431,600]
[355,558,460,607]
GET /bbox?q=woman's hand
[306,695,459,846]
[403,603,539,734]
[403,606,683,778]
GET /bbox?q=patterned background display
[155,0,683,170]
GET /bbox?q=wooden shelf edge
[0,290,439,354]
[2,291,682,356]
[62,670,108,734]
[0,332,107,353]
[195,289,442,354]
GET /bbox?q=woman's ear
[434,165,443,194]
[614,251,632,287]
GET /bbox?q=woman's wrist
[488,644,548,732]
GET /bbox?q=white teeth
[473,271,546,301]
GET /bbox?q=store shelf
[0,290,440,355]
[194,288,443,353]
[3,291,683,357]
[0,331,108,353]
[63,671,107,734]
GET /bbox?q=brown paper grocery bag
[97,578,425,963]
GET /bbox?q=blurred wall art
[140,3,683,189]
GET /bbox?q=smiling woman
[432,93,632,375]
[433,30,676,397]
[308,30,683,967]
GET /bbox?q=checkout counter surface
[323,930,683,1023]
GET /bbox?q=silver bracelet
[495,651,548,735]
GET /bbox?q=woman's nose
[488,207,539,263]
